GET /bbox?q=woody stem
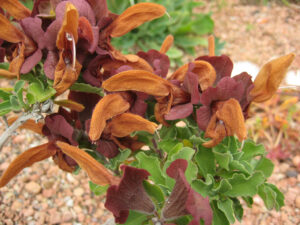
[0,112,34,150]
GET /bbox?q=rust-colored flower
[250,53,295,102]
[53,2,82,95]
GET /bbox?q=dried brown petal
[170,61,216,91]
[54,99,85,112]
[56,141,118,185]
[56,2,79,49]
[0,143,56,187]
[7,117,44,135]
[78,16,94,44]
[0,14,25,43]
[52,151,75,173]
[0,69,17,79]
[9,43,25,79]
[53,51,82,95]
[102,70,172,96]
[107,3,166,37]
[108,113,157,137]
[216,98,246,142]
[203,114,226,148]
[89,94,130,141]
[250,53,295,102]
[0,0,31,20]
[160,35,174,54]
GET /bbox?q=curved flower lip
[102,70,172,97]
[0,143,57,188]
[56,141,118,186]
[54,99,85,112]
[89,94,130,141]
[169,60,216,91]
[106,2,166,38]
[203,98,246,148]
[0,0,31,20]
[0,14,25,43]
[250,53,295,103]
[107,113,158,137]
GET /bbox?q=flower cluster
[0,1,295,225]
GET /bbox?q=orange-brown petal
[89,94,130,141]
[216,98,247,142]
[169,60,216,91]
[0,14,25,43]
[0,143,56,187]
[250,53,295,103]
[160,35,174,54]
[107,3,166,37]
[9,43,25,79]
[0,0,31,20]
[54,99,85,112]
[0,69,17,79]
[52,151,75,173]
[56,2,79,49]
[102,70,172,97]
[56,141,118,185]
[203,114,226,148]
[53,51,82,95]
[108,113,157,137]
[7,117,44,135]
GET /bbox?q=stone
[286,170,298,178]
[23,207,34,217]
[74,187,84,197]
[62,212,73,222]
[11,200,23,211]
[49,211,62,224]
[25,182,42,194]
[296,196,300,209]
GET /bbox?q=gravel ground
[1,1,300,225]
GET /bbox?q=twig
[0,112,35,150]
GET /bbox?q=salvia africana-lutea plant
[0,0,295,225]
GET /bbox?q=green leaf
[211,200,230,225]
[89,181,108,196]
[0,89,12,100]
[232,198,243,222]
[70,83,104,96]
[166,46,184,59]
[175,35,207,48]
[255,157,274,178]
[143,181,165,206]
[195,145,216,178]
[224,172,265,197]
[108,149,131,171]
[136,152,166,185]
[158,139,178,154]
[167,142,184,157]
[242,196,253,208]
[217,199,235,224]
[10,95,21,111]
[14,80,25,93]
[258,183,284,210]
[0,100,11,111]
[26,93,35,105]
[159,124,177,139]
[229,160,252,175]
[0,62,9,70]
[240,140,266,161]
[213,149,232,171]
[117,211,148,225]
[27,82,56,102]
[191,14,214,35]
[191,174,214,197]
[212,179,232,194]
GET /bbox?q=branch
[0,112,35,150]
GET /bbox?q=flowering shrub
[0,1,295,225]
